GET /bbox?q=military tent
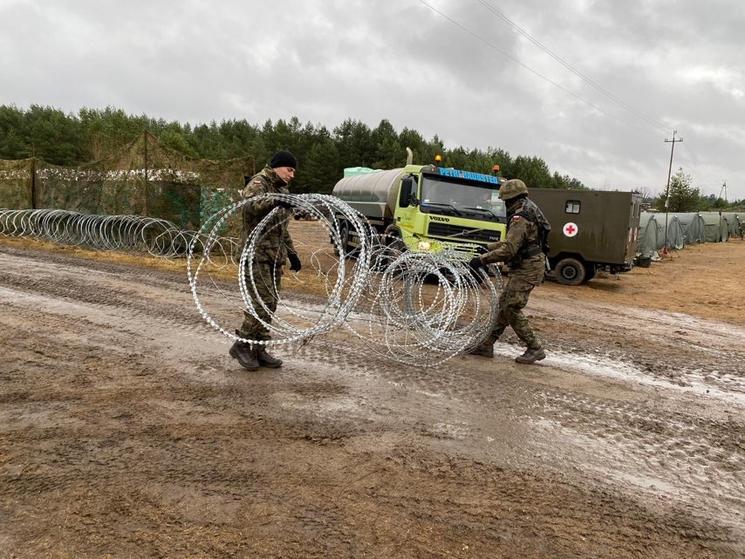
[664,215,686,249]
[698,212,728,242]
[639,212,687,254]
[671,212,706,244]
[638,212,661,258]
[721,212,744,237]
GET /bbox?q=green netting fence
[0,132,253,234]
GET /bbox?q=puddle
[493,342,745,408]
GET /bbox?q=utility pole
[719,180,727,202]
[663,130,682,252]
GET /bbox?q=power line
[417,0,668,138]
[417,2,612,114]
[675,140,699,170]
[474,0,670,134]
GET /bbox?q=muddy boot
[469,336,496,358]
[229,331,259,371]
[255,345,282,368]
[515,346,546,364]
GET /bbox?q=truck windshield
[420,175,506,221]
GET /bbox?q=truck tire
[554,257,586,286]
[334,220,351,257]
[384,226,406,253]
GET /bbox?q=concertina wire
[1,196,501,367]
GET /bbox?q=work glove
[275,199,294,210]
[287,250,302,272]
[468,256,484,274]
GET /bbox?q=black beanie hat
[270,150,298,169]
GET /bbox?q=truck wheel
[554,258,586,286]
[334,221,351,257]
[384,226,406,253]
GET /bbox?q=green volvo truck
[331,152,507,257]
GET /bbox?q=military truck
[528,188,642,285]
[331,150,507,257]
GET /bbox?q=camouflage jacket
[481,197,546,287]
[240,166,295,265]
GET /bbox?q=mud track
[1,238,744,558]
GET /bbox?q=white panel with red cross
[563,222,579,237]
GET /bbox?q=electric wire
[474,0,670,134]
[417,0,669,137]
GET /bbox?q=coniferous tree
[0,104,591,192]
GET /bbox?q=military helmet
[498,179,528,200]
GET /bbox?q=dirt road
[1,233,744,558]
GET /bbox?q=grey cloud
[1,0,743,196]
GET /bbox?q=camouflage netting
[0,158,34,209]
[0,132,253,232]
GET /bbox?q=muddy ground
[1,225,744,558]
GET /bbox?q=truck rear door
[624,194,642,262]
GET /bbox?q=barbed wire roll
[0,208,237,263]
[343,239,501,367]
[187,193,373,349]
[2,203,502,367]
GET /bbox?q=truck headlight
[417,241,431,251]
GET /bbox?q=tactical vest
[508,198,552,262]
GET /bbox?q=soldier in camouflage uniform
[469,179,550,364]
[229,150,302,371]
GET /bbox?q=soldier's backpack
[514,199,552,257]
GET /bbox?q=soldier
[229,150,302,371]
[468,179,550,364]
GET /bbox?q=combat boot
[469,336,496,358]
[255,345,282,368]
[515,346,546,364]
[229,331,259,371]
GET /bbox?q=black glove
[468,256,484,270]
[287,250,302,272]
[275,199,293,210]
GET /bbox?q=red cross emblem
[563,222,579,237]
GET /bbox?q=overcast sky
[1,0,743,198]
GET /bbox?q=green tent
[698,212,728,242]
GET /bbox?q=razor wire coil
[1,199,501,367]
[0,207,238,263]
[187,193,501,366]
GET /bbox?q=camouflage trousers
[238,261,283,341]
[486,277,541,350]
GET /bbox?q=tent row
[638,211,743,258]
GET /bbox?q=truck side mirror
[399,177,416,207]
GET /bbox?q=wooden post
[30,157,37,209]
[143,130,149,216]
